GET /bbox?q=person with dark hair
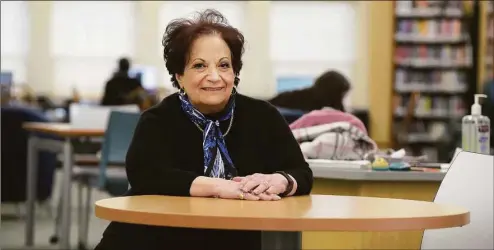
[269,70,352,112]
[94,9,313,250]
[100,57,143,106]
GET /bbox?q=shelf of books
[485,0,494,81]
[392,0,477,162]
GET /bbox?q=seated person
[94,9,313,250]
[269,70,351,112]
[100,58,144,106]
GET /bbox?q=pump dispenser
[471,94,486,115]
[462,94,491,154]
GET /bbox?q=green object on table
[372,157,389,171]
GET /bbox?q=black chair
[1,106,58,205]
[276,107,306,124]
[351,109,370,134]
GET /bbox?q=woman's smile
[201,86,225,92]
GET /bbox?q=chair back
[69,103,139,130]
[98,111,140,188]
[421,151,493,249]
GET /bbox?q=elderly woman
[94,9,313,250]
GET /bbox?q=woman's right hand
[215,180,281,201]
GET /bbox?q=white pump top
[471,94,487,115]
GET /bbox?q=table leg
[59,138,74,249]
[25,136,39,246]
[261,231,301,250]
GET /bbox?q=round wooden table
[95,194,469,250]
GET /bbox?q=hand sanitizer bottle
[462,94,491,154]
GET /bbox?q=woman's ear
[175,73,183,87]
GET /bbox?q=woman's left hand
[232,173,288,196]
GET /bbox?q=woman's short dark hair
[162,9,245,88]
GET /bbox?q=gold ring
[239,192,244,200]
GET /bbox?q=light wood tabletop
[95,195,469,231]
[23,122,104,137]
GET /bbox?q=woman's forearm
[189,176,228,197]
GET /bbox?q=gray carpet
[1,170,112,250]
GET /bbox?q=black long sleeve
[125,110,200,196]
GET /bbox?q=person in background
[94,9,313,250]
[269,70,351,112]
[100,57,144,106]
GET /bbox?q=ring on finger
[239,192,245,200]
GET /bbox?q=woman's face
[176,34,235,114]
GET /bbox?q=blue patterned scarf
[178,90,237,179]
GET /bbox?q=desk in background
[23,122,104,250]
[306,162,446,249]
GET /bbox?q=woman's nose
[207,69,220,82]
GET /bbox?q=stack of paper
[306,159,371,169]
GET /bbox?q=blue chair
[51,111,140,249]
[80,110,140,248]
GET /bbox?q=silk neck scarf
[178,90,237,179]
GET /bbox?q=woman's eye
[193,63,205,69]
[220,63,230,69]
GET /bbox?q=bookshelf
[392,1,478,162]
[485,1,494,81]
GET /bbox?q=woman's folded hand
[214,179,281,201]
[232,173,288,196]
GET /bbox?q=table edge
[23,122,104,137]
[94,198,469,232]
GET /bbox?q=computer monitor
[1,71,13,103]
[276,76,313,93]
[128,65,158,91]
[0,71,13,85]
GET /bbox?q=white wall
[1,1,369,108]
[1,1,29,84]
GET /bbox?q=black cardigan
[94,93,313,250]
